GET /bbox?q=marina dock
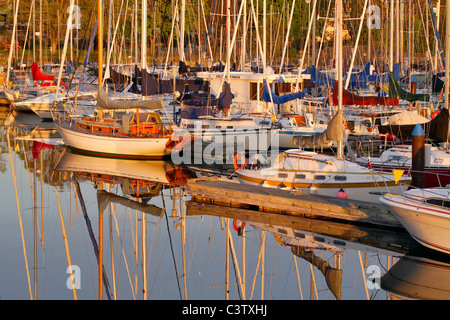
[186,177,404,229]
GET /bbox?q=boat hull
[380,194,450,254]
[237,170,408,203]
[54,120,174,159]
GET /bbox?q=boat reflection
[381,246,450,300]
[187,196,417,300]
[54,148,199,196]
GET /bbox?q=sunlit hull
[380,189,450,254]
[237,149,411,203]
[54,119,174,159]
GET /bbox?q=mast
[98,0,103,85]
[142,0,147,70]
[390,0,394,71]
[6,0,20,88]
[97,0,103,300]
[226,0,231,83]
[180,0,186,62]
[446,0,450,110]
[336,0,344,159]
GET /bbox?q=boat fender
[431,110,440,120]
[233,219,246,235]
[233,153,246,170]
[337,188,347,199]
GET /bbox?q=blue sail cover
[302,63,401,89]
[262,80,305,104]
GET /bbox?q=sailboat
[53,0,194,160]
[53,87,189,159]
[236,0,411,203]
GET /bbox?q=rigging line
[229,235,242,300]
[163,205,183,299]
[7,132,33,300]
[54,183,77,300]
[73,179,113,300]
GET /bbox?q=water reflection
[381,246,450,300]
[1,110,449,300]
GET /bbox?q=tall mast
[97,0,103,300]
[390,0,394,71]
[336,0,343,159]
[446,0,450,109]
[226,0,231,83]
[39,0,43,67]
[98,0,103,85]
[142,0,147,70]
[6,0,21,87]
[180,0,186,62]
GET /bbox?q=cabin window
[250,82,262,101]
[277,229,288,235]
[424,198,450,208]
[294,232,305,238]
[334,175,347,181]
[295,174,306,180]
[202,125,210,129]
[333,240,346,246]
[315,175,326,180]
[187,124,195,129]
[227,125,234,129]
[216,125,222,129]
[278,173,288,178]
[275,82,292,95]
[314,236,325,243]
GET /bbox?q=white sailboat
[236,0,411,203]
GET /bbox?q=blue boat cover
[262,80,305,104]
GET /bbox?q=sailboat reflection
[249,221,415,300]
[53,148,198,300]
[381,246,450,300]
[54,148,198,194]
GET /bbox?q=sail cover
[432,74,444,93]
[389,72,430,102]
[97,87,164,110]
[332,81,399,106]
[292,109,344,148]
[262,80,305,104]
[31,62,55,81]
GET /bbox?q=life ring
[431,110,440,120]
[233,153,246,170]
[233,219,246,232]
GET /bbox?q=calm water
[1,110,449,301]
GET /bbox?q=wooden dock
[185,178,415,254]
[186,177,403,229]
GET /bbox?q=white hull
[54,149,197,184]
[380,190,450,254]
[237,171,406,203]
[237,149,410,203]
[54,120,174,159]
